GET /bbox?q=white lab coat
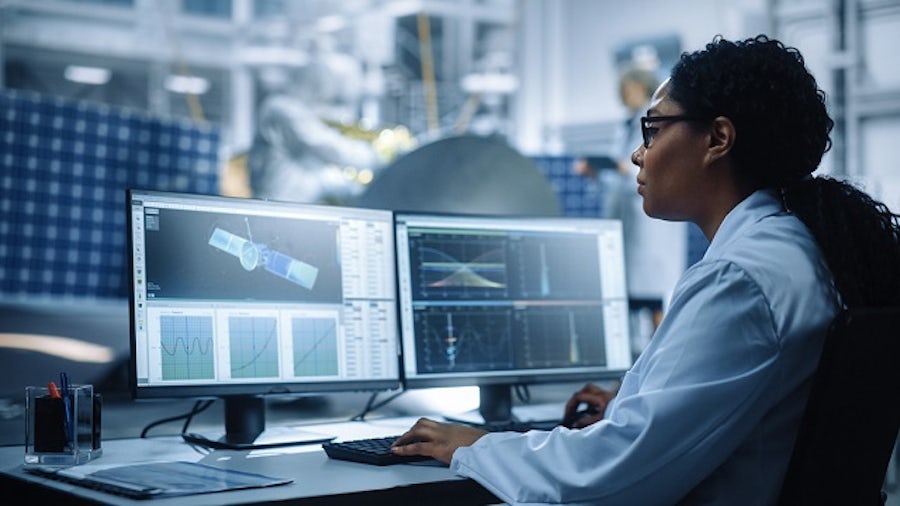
[451,190,840,505]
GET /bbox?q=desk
[0,417,500,505]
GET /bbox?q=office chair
[778,307,900,505]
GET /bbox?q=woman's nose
[631,146,643,167]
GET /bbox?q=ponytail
[783,176,900,308]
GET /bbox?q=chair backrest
[778,307,900,505]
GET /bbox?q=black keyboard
[322,436,435,466]
[323,421,559,466]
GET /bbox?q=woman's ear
[707,116,735,162]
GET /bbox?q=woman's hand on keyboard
[391,417,488,464]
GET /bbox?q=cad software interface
[129,191,399,391]
[395,213,632,383]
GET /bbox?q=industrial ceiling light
[63,65,112,85]
[164,74,210,95]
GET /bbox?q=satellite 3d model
[208,225,318,289]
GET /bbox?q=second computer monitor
[394,212,633,423]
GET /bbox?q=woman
[392,35,900,505]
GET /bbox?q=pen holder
[24,384,102,467]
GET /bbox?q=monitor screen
[127,189,399,447]
[394,212,633,423]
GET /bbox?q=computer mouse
[561,406,601,428]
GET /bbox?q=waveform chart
[159,314,215,381]
[415,238,509,299]
[515,236,604,299]
[415,309,514,373]
[517,307,607,368]
[291,317,339,377]
[228,316,280,379]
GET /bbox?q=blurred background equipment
[355,134,561,216]
[247,35,398,205]
[585,34,688,311]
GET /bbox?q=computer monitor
[394,212,633,424]
[127,189,399,448]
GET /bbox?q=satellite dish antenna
[356,134,560,216]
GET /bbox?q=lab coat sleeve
[450,259,784,505]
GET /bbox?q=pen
[48,381,62,399]
[60,372,72,445]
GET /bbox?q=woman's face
[632,79,709,222]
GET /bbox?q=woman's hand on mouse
[391,417,488,464]
[562,383,616,429]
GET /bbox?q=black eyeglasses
[640,115,698,148]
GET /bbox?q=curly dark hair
[669,35,831,186]
[669,35,900,308]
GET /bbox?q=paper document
[28,460,292,499]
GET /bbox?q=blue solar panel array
[0,89,220,300]
[530,155,603,217]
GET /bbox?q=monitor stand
[444,384,515,426]
[443,385,562,430]
[181,395,335,450]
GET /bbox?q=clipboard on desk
[27,460,293,499]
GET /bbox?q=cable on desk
[514,384,531,404]
[350,390,406,422]
[182,399,215,434]
[139,399,215,438]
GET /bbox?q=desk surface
[0,383,582,503]
[0,416,500,505]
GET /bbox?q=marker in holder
[25,384,102,467]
